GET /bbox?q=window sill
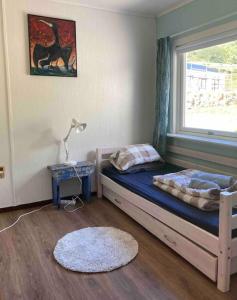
[167,133,237,149]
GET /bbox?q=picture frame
[28,14,77,77]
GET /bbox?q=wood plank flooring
[0,197,236,300]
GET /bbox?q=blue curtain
[153,37,171,156]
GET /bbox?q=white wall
[0,0,156,207]
[0,1,14,207]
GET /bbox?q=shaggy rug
[53,227,138,272]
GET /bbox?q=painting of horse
[28,14,77,77]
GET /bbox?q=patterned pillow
[110,144,162,171]
[115,161,165,174]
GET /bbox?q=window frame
[172,25,237,140]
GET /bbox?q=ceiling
[56,0,193,17]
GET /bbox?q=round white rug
[53,227,138,272]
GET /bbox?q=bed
[96,146,237,292]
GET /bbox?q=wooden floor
[0,197,237,300]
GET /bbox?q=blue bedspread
[102,164,237,237]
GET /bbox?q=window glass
[183,40,237,134]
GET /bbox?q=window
[174,32,237,139]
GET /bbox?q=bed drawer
[103,186,218,281]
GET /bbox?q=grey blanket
[153,169,237,211]
[191,171,235,189]
[189,178,221,190]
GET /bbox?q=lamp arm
[63,125,73,143]
[64,140,69,162]
[63,125,74,162]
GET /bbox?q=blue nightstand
[47,161,95,208]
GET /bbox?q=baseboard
[0,199,52,213]
[0,192,97,213]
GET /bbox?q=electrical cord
[63,165,84,212]
[0,165,85,232]
[0,203,51,233]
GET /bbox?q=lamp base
[64,160,78,166]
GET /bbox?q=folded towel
[153,169,221,200]
[153,180,219,211]
[189,178,220,190]
[153,169,237,211]
[192,171,235,189]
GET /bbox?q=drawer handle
[164,234,177,246]
[114,198,122,205]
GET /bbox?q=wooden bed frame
[96,146,237,292]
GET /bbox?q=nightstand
[47,161,95,208]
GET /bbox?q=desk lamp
[63,118,87,166]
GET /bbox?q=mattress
[102,163,237,237]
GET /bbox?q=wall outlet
[0,167,4,179]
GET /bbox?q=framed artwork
[28,14,77,77]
